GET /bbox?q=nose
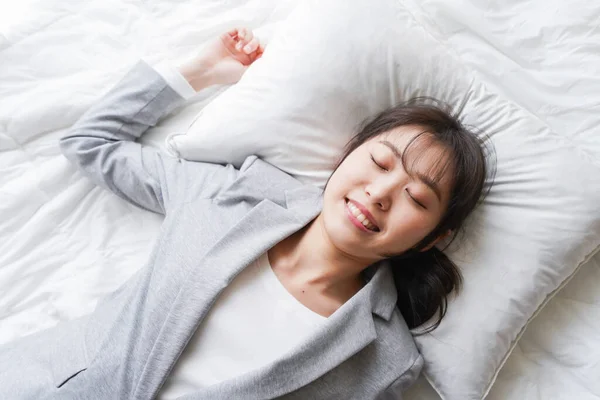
[365,181,392,211]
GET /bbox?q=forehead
[373,125,455,199]
[375,125,436,147]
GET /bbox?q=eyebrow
[379,140,442,202]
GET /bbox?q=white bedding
[0,0,598,399]
[401,0,600,398]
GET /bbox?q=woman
[0,28,489,399]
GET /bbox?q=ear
[420,230,452,252]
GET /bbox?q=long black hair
[327,97,494,335]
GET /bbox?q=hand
[179,27,265,91]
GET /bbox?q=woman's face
[322,125,454,263]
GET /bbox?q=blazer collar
[363,260,398,321]
[214,156,308,209]
[214,156,331,223]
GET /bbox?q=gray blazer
[0,61,423,399]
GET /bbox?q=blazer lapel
[196,257,399,400]
[197,287,377,400]
[134,183,323,399]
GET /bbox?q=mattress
[0,0,598,398]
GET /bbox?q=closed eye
[370,154,388,171]
[406,188,427,209]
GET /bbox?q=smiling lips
[346,199,380,232]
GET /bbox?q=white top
[158,252,328,399]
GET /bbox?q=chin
[323,214,361,252]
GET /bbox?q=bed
[1,0,598,398]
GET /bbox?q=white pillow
[166,0,471,187]
[165,0,600,398]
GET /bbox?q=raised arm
[59,27,265,215]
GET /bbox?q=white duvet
[0,0,598,399]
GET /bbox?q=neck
[269,214,370,296]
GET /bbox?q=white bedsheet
[0,0,598,399]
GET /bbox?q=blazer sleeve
[59,60,235,215]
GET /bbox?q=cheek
[326,164,359,198]
[387,209,438,246]
[322,186,345,229]
[332,152,365,181]
[323,179,342,207]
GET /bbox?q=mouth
[345,198,380,233]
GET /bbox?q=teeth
[347,201,377,231]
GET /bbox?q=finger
[225,27,240,39]
[221,30,237,47]
[256,43,265,58]
[240,28,254,42]
[243,38,260,54]
[250,44,265,62]
[235,28,254,51]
